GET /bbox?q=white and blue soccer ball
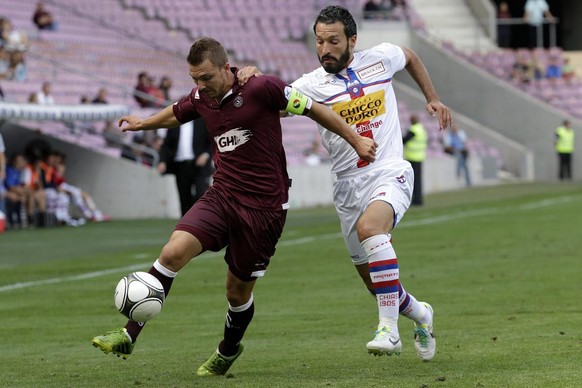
[114,272,165,322]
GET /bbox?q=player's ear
[349,35,357,50]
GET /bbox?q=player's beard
[318,43,351,74]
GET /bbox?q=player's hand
[425,100,452,130]
[355,136,377,163]
[118,115,143,132]
[237,66,263,85]
[195,152,210,167]
[157,161,167,174]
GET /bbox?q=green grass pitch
[1,182,582,387]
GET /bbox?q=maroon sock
[125,266,174,342]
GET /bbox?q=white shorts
[333,160,414,265]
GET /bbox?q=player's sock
[219,293,254,357]
[399,283,431,326]
[363,235,399,334]
[125,259,176,342]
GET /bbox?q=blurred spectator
[0,17,6,45]
[158,119,213,215]
[0,46,10,78]
[33,1,58,31]
[403,114,427,206]
[0,132,6,215]
[92,88,108,104]
[443,122,471,187]
[303,137,327,166]
[0,83,4,100]
[134,71,156,107]
[28,92,38,103]
[121,135,151,166]
[363,0,406,20]
[158,76,173,103]
[545,56,562,79]
[148,75,165,107]
[511,52,531,85]
[8,50,26,81]
[530,54,544,80]
[555,120,574,181]
[562,58,575,82]
[90,88,114,135]
[363,0,382,19]
[496,1,512,48]
[102,120,123,147]
[3,154,28,228]
[41,150,80,226]
[78,95,97,132]
[1,18,29,52]
[51,150,110,222]
[21,140,49,227]
[0,46,26,81]
[36,81,55,105]
[523,0,554,48]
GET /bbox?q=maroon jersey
[173,69,291,211]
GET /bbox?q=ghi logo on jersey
[215,127,252,152]
[332,90,385,126]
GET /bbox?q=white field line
[0,195,578,293]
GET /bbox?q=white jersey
[292,43,406,175]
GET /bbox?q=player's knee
[225,281,253,307]
[356,219,379,241]
[158,242,189,272]
[225,288,249,307]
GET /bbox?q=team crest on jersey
[357,61,386,80]
[234,95,244,107]
[346,78,364,98]
[396,175,406,183]
[332,90,386,126]
[215,127,252,152]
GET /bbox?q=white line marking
[1,195,578,293]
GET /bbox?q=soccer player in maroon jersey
[92,37,376,376]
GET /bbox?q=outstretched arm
[403,47,452,130]
[307,101,376,163]
[118,105,181,132]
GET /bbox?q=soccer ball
[114,272,165,322]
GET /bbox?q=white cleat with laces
[366,326,402,356]
[414,302,436,361]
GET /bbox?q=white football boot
[413,302,436,361]
[366,326,402,356]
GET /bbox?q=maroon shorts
[175,187,287,281]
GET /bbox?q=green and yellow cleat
[197,344,244,376]
[92,328,134,359]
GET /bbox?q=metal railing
[496,17,559,48]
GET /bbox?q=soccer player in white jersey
[292,5,452,360]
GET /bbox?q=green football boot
[92,328,134,359]
[197,344,244,376]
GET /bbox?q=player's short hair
[187,37,228,68]
[313,5,357,38]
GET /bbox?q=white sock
[153,259,178,278]
[363,234,399,334]
[399,284,430,325]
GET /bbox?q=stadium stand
[0,0,507,172]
